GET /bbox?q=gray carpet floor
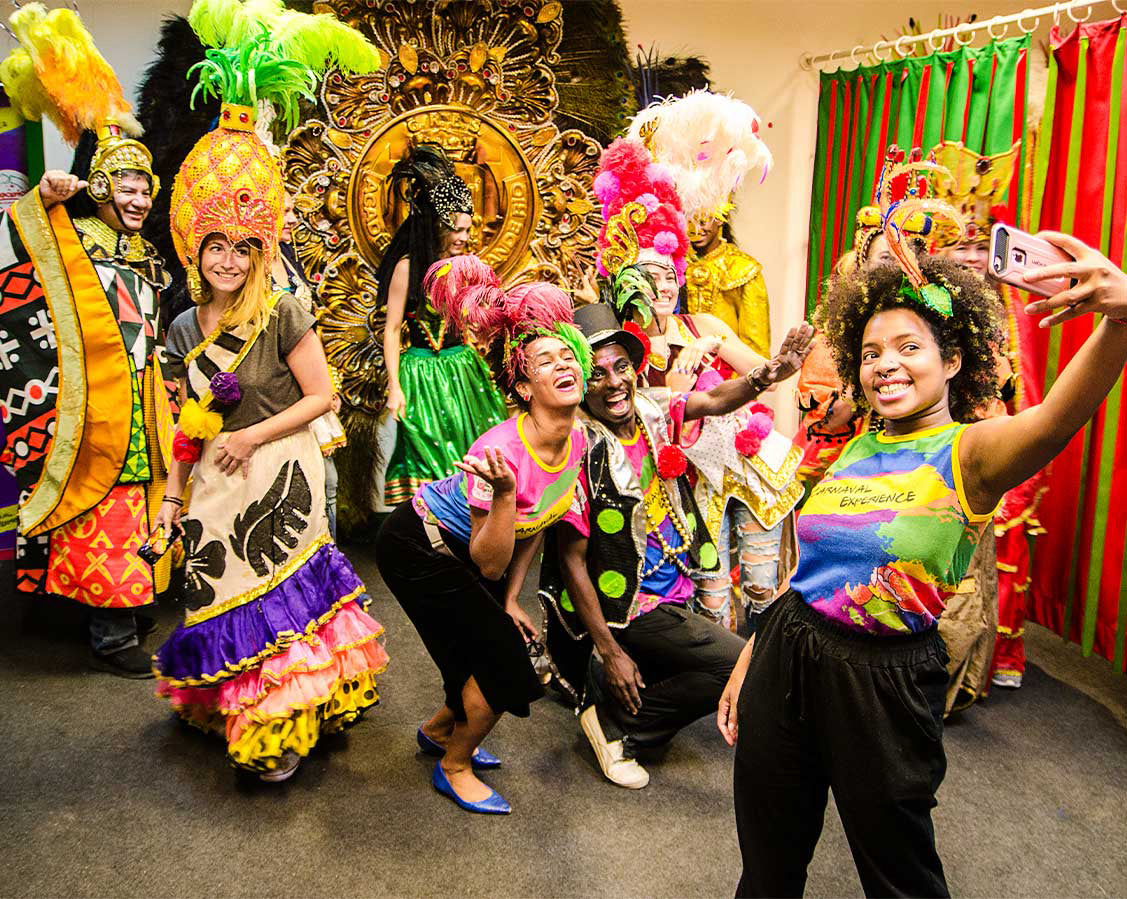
[1,545,1125,898]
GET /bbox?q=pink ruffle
[158,600,388,732]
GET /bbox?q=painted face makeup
[584,342,637,435]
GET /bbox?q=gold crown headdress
[170,0,381,300]
[927,140,1020,245]
[0,3,158,202]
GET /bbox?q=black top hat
[573,303,647,370]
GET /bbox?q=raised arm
[961,233,1127,513]
[690,313,766,376]
[684,322,814,420]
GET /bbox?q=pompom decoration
[656,444,688,479]
[638,192,660,213]
[735,403,775,458]
[177,397,224,440]
[209,371,242,405]
[653,230,679,255]
[172,430,203,464]
[593,170,620,204]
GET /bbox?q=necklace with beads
[635,420,694,577]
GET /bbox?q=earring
[187,266,204,305]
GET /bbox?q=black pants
[734,591,950,898]
[375,502,543,720]
[590,603,746,756]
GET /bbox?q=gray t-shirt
[165,292,315,432]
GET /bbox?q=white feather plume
[628,89,772,222]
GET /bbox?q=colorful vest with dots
[539,391,718,641]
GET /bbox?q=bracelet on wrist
[162,495,184,506]
[745,366,771,392]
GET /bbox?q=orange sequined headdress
[170,0,381,299]
[0,3,158,202]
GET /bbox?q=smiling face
[440,211,473,256]
[584,342,637,438]
[199,234,252,298]
[860,306,961,429]
[515,335,583,412]
[96,171,152,233]
[689,216,722,252]
[943,239,990,278]
[640,262,679,317]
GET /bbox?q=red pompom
[990,203,1010,224]
[735,429,764,458]
[172,431,203,464]
[657,444,688,479]
[623,321,652,361]
[747,402,774,418]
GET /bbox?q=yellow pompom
[178,398,224,440]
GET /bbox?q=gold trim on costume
[184,533,335,626]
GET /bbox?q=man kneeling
[540,304,811,788]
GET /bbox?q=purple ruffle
[154,543,366,682]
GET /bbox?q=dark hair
[375,144,468,316]
[820,256,1004,423]
[64,129,154,221]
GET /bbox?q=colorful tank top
[790,422,992,635]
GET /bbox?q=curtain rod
[801,0,1126,70]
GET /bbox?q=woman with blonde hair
[150,5,388,782]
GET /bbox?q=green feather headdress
[186,0,381,129]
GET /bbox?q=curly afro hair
[820,257,1005,423]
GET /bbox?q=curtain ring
[1068,3,1092,23]
[850,44,865,67]
[987,18,1008,40]
[927,31,946,52]
[953,23,976,46]
[895,35,913,57]
[872,40,893,63]
[1017,12,1040,33]
[1112,0,1126,14]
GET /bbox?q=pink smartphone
[990,224,1074,297]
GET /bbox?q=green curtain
[805,36,1031,314]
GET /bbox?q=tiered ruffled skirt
[153,429,388,773]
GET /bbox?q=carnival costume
[629,90,773,357]
[376,266,592,812]
[0,4,174,663]
[595,131,800,632]
[380,147,508,506]
[930,139,1045,692]
[151,0,388,775]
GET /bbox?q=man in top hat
[539,303,812,789]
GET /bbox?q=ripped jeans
[692,503,785,635]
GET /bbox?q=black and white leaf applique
[181,518,227,610]
[229,461,313,577]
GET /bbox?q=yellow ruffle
[226,669,381,772]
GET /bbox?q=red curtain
[1026,14,1127,671]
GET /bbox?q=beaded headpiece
[427,174,473,230]
[627,89,771,230]
[0,3,158,203]
[170,0,380,301]
[927,140,1020,245]
[594,137,689,284]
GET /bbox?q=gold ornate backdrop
[285,0,607,418]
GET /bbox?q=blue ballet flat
[416,727,502,769]
[432,762,511,815]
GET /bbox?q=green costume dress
[383,301,507,505]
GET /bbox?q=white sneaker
[579,705,649,789]
[991,670,1023,689]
